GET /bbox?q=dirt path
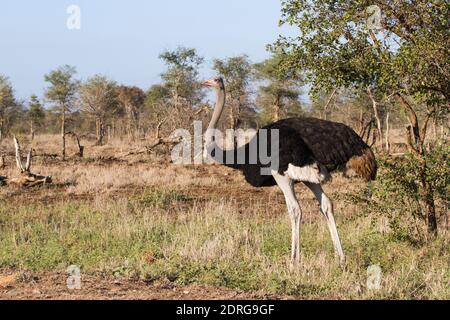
[0,270,285,300]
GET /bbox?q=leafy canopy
[272,0,449,106]
[44,65,79,111]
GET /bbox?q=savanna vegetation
[0,1,448,299]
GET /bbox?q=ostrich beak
[202,79,214,87]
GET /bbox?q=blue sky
[0,0,296,101]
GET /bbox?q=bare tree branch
[322,88,337,120]
[25,148,32,172]
[9,136,52,187]
[13,136,25,172]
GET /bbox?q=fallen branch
[1,151,59,159]
[118,137,181,158]
[7,136,52,188]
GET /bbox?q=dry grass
[0,134,449,299]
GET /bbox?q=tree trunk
[322,88,337,120]
[273,95,281,122]
[0,120,3,141]
[398,94,438,236]
[61,107,66,160]
[420,164,438,236]
[30,121,35,141]
[95,119,100,142]
[96,119,104,145]
[385,112,390,154]
[229,107,236,130]
[112,121,116,140]
[127,106,133,140]
[100,122,104,144]
[66,132,84,157]
[135,111,141,139]
[432,118,437,141]
[126,105,139,141]
[227,106,237,149]
[367,88,383,150]
[358,109,364,134]
[359,119,373,145]
[397,94,420,149]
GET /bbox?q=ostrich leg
[272,171,302,269]
[304,182,346,267]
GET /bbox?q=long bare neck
[207,88,226,130]
[205,86,241,170]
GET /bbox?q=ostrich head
[202,77,225,91]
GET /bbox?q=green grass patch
[0,196,448,299]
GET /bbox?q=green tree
[27,95,45,140]
[116,86,146,139]
[145,84,171,123]
[79,75,120,145]
[44,65,79,159]
[146,84,170,112]
[0,75,20,140]
[159,47,204,111]
[213,55,254,131]
[273,0,449,235]
[254,55,303,124]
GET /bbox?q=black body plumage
[211,117,373,188]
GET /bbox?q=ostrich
[202,77,377,268]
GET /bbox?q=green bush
[341,145,449,243]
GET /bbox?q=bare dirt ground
[0,270,283,300]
